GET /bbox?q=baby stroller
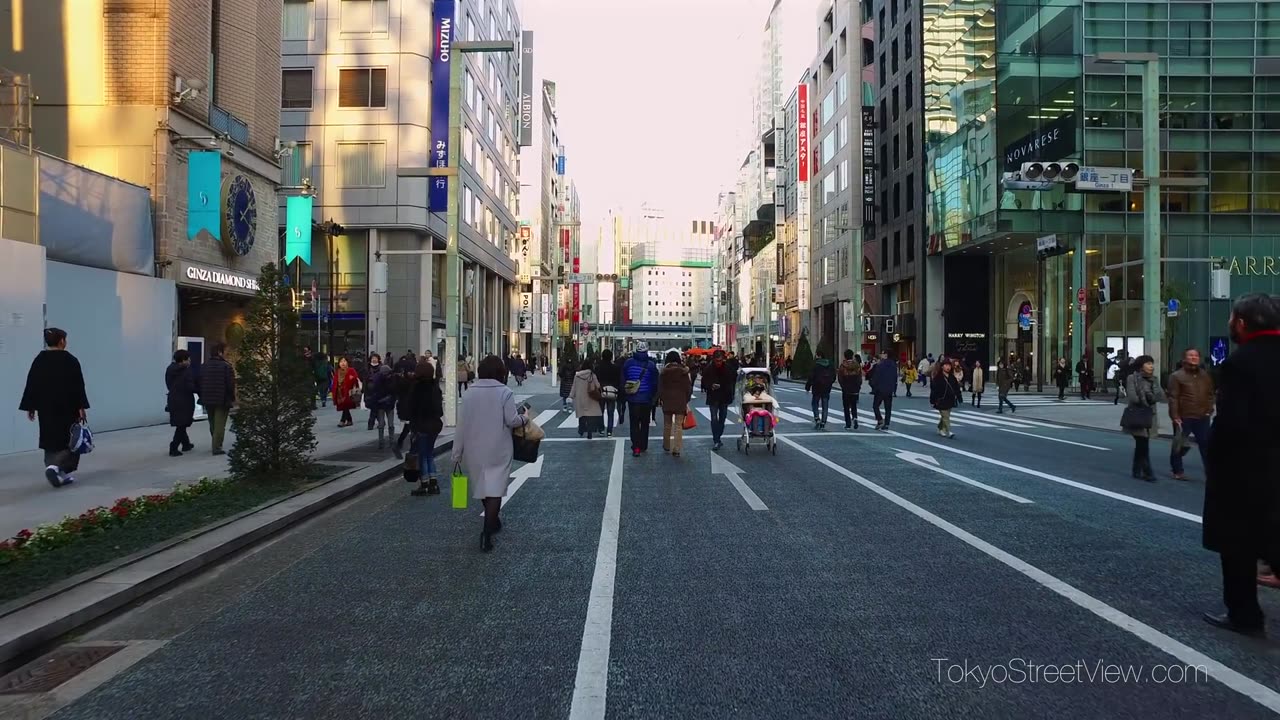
[736,369,778,455]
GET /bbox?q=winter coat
[559,363,576,398]
[930,373,962,410]
[509,357,528,376]
[620,352,660,405]
[451,379,528,499]
[700,361,736,406]
[332,366,361,411]
[165,362,197,428]
[971,367,985,394]
[837,360,864,394]
[1076,360,1092,387]
[1203,333,1280,557]
[595,358,622,393]
[1053,363,1071,389]
[198,356,236,409]
[19,349,90,452]
[366,364,397,411]
[458,360,472,383]
[308,354,331,384]
[395,368,416,421]
[996,367,1013,395]
[657,363,693,415]
[1124,372,1163,439]
[407,376,445,437]
[806,359,836,396]
[570,370,605,418]
[868,360,898,396]
[1167,366,1215,421]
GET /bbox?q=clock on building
[221,174,258,256]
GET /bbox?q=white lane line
[998,428,1111,451]
[569,439,625,720]
[895,450,1034,504]
[885,431,1201,523]
[779,435,1280,715]
[533,408,561,428]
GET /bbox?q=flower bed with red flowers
[0,474,316,604]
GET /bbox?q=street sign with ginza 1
[1075,167,1134,192]
[567,273,594,285]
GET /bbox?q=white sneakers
[44,465,73,488]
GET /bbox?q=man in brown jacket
[1168,348,1214,480]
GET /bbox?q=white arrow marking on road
[480,455,544,515]
[997,428,1110,451]
[779,436,1280,715]
[894,449,1034,504]
[887,430,1201,523]
[710,452,769,511]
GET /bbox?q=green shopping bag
[451,465,469,509]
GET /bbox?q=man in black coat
[19,327,89,488]
[1202,293,1280,636]
[701,350,737,451]
[198,342,236,456]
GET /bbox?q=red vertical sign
[561,228,570,264]
[797,84,810,182]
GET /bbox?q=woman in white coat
[452,355,527,552]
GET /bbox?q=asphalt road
[37,377,1280,719]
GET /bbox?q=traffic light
[1096,276,1111,305]
[1021,161,1080,183]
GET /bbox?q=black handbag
[1120,404,1154,430]
[512,422,540,463]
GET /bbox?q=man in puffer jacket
[805,351,837,429]
[868,350,898,430]
[837,350,864,430]
[620,343,660,456]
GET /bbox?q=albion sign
[183,264,260,292]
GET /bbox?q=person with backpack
[805,350,837,430]
[620,342,659,457]
[838,351,864,430]
[19,327,90,488]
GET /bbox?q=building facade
[280,0,522,361]
[3,0,284,356]
[925,0,1280,383]
[518,76,566,360]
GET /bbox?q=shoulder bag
[624,364,650,397]
[1120,404,1154,430]
[587,373,603,402]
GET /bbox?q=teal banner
[285,195,313,265]
[186,151,222,241]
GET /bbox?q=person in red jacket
[332,356,362,427]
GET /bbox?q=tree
[791,330,814,379]
[816,334,836,362]
[229,263,318,482]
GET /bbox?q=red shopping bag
[683,412,697,430]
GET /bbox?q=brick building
[1,0,284,351]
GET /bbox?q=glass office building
[925,0,1280,382]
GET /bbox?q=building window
[905,23,912,59]
[878,8,885,39]
[907,224,915,262]
[336,141,386,187]
[907,122,914,159]
[893,134,900,169]
[881,235,888,271]
[892,40,899,74]
[907,173,915,212]
[282,0,312,41]
[340,0,389,35]
[906,73,914,111]
[838,115,849,149]
[339,68,387,108]
[879,99,887,129]
[893,182,901,218]
[838,74,849,105]
[892,86,899,121]
[878,52,886,87]
[281,69,312,109]
[281,142,313,186]
[880,189,888,226]
[879,143,887,180]
[893,231,901,266]
[863,38,875,67]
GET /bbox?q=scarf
[1240,329,1280,344]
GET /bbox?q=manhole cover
[0,645,124,694]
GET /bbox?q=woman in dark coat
[19,327,90,488]
[929,358,962,439]
[165,349,198,457]
[558,354,576,409]
[595,349,623,437]
[406,358,445,497]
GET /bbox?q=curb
[0,441,452,667]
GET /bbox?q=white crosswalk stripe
[695,406,736,425]
[860,409,922,427]
[558,412,580,429]
[951,409,1066,430]
[946,410,1046,430]
[533,408,561,428]
[894,408,980,427]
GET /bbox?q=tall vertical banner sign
[187,151,222,241]
[428,0,455,213]
[796,84,811,311]
[862,106,876,230]
[572,256,580,323]
[518,31,534,147]
[284,195,313,265]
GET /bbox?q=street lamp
[1094,52,1162,372]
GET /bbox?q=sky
[520,0,778,229]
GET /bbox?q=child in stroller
[738,370,778,455]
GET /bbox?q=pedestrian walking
[805,350,836,429]
[1053,357,1071,400]
[1076,354,1093,400]
[457,356,472,397]
[869,350,898,431]
[995,359,1017,414]
[917,354,933,388]
[702,349,736,450]
[570,359,605,440]
[406,358,444,496]
[621,342,659,457]
[558,354,576,409]
[902,362,917,397]
[365,353,385,430]
[971,361,985,407]
[332,356,361,427]
[165,349,197,457]
[1167,347,1214,481]
[393,356,417,456]
[931,358,962,438]
[303,346,328,409]
[451,355,529,553]
[198,341,235,455]
[657,350,693,456]
[394,350,417,375]
[1201,293,1280,636]
[595,350,622,437]
[19,327,90,487]
[614,351,629,426]
[1113,350,1131,405]
[838,350,863,430]
[509,353,528,385]
[366,358,399,450]
[1121,355,1162,482]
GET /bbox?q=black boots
[168,442,182,457]
[411,476,441,497]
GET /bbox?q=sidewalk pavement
[0,406,429,540]
[1013,400,1176,438]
